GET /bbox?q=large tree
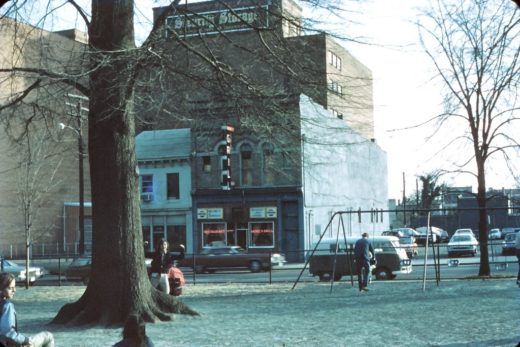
[418,0,520,276]
[52,1,199,324]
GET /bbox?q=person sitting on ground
[0,272,55,347]
[113,314,155,347]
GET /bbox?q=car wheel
[318,272,331,282]
[333,274,342,281]
[249,260,262,273]
[194,265,205,274]
[374,267,392,280]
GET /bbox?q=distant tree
[418,172,444,213]
[13,121,62,289]
[418,0,520,276]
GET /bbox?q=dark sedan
[177,246,277,274]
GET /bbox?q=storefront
[197,206,278,250]
[192,187,304,261]
[141,212,191,253]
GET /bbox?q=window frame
[166,172,180,200]
[240,143,253,186]
[248,221,275,248]
[141,174,153,193]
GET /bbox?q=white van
[308,235,412,281]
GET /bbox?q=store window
[240,143,253,186]
[249,221,274,248]
[167,224,186,247]
[167,172,180,199]
[202,222,226,247]
[142,225,152,252]
[152,224,165,249]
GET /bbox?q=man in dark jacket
[354,232,374,292]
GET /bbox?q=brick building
[0,18,91,257]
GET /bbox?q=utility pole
[402,172,406,226]
[63,93,88,255]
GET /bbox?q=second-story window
[327,50,342,70]
[141,174,153,193]
[328,80,343,95]
[167,173,180,199]
[262,143,275,185]
[240,143,253,186]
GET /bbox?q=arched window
[240,143,253,186]
[262,143,275,185]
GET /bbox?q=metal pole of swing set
[422,212,431,292]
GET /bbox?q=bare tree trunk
[476,163,490,276]
[52,1,197,325]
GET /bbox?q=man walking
[354,232,374,292]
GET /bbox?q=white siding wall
[299,95,389,250]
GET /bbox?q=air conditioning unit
[140,193,153,202]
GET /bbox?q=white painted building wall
[299,95,389,251]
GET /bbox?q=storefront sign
[165,5,269,37]
[265,207,277,218]
[249,206,277,218]
[197,208,223,219]
[197,208,208,219]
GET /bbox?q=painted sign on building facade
[165,5,269,37]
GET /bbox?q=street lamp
[61,94,88,255]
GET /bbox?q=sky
[7,0,519,200]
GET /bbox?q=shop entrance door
[236,229,248,249]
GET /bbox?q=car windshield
[2,260,18,267]
[452,235,471,242]
[70,258,91,266]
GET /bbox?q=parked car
[66,256,154,285]
[399,236,418,258]
[0,259,45,284]
[501,227,520,239]
[501,231,519,256]
[64,256,92,284]
[381,230,404,238]
[447,234,479,257]
[453,228,476,238]
[177,246,282,273]
[414,227,439,244]
[438,229,450,243]
[391,228,419,238]
[488,228,501,240]
[309,235,412,281]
